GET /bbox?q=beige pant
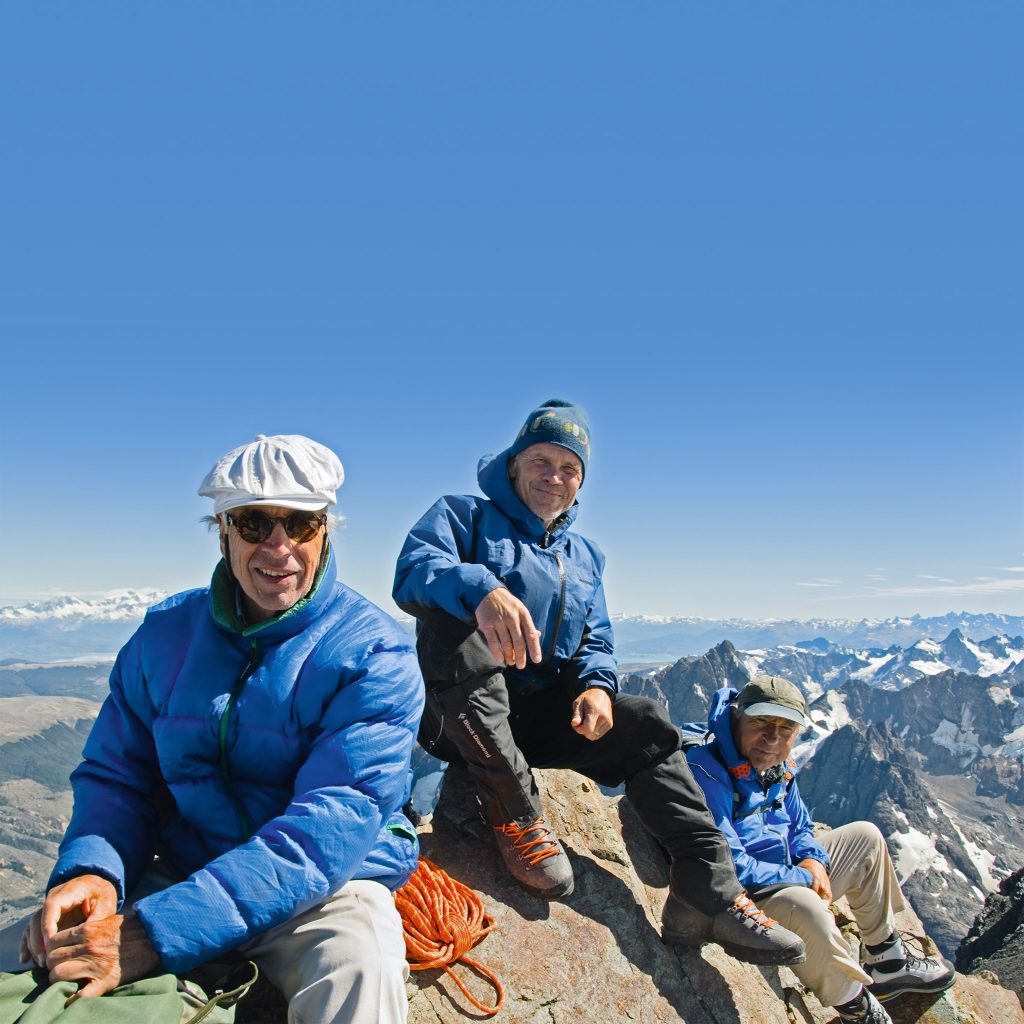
[240,878,409,1024]
[759,821,905,1008]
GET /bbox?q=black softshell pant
[416,611,743,916]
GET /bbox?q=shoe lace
[495,819,562,865]
[870,931,941,973]
[902,949,943,974]
[730,894,779,935]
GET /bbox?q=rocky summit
[392,770,1018,1024]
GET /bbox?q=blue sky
[1,4,1021,621]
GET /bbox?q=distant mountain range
[612,611,1024,661]
[0,590,166,661]
[4,590,1024,665]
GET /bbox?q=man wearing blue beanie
[393,400,806,966]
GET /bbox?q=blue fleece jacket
[685,686,829,893]
[49,549,424,973]
[392,449,617,693]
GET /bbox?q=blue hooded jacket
[392,450,617,693]
[685,686,829,893]
[49,548,424,974]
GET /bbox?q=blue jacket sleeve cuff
[49,837,127,904]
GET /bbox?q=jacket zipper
[218,640,260,841]
[541,533,567,663]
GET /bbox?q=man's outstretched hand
[475,589,543,669]
[571,687,614,741]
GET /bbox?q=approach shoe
[662,893,807,966]
[834,988,893,1024]
[493,818,574,899]
[863,939,955,1002]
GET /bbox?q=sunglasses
[226,509,325,544]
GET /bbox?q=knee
[766,889,837,948]
[847,820,887,858]
[613,695,677,738]
[418,612,504,688]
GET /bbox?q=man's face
[220,505,326,622]
[732,710,801,774]
[508,442,583,526]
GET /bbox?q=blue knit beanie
[508,399,591,478]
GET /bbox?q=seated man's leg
[242,879,408,1024]
[758,884,872,1009]
[530,692,805,965]
[416,610,573,897]
[822,821,954,1001]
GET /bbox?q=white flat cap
[198,434,344,514]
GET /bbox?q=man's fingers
[525,627,542,664]
[482,628,506,664]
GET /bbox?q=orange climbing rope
[396,856,505,1016]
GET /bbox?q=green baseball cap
[736,676,807,727]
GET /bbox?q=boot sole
[518,879,575,900]
[872,975,955,1002]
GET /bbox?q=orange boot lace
[494,818,563,864]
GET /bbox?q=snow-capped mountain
[743,629,1024,697]
[0,590,165,624]
[612,611,1024,662]
[0,591,167,661]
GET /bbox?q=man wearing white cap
[19,435,424,1023]
[684,678,955,1024]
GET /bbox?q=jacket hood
[707,686,744,768]
[477,449,579,541]
[209,541,339,640]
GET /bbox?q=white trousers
[239,878,409,1024]
[759,821,905,1008]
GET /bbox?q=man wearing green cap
[393,399,807,967]
[685,677,955,1024]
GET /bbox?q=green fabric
[0,969,242,1024]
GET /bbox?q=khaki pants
[759,821,905,1008]
[239,878,409,1024]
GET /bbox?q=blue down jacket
[685,687,829,893]
[49,549,424,974]
[393,449,617,694]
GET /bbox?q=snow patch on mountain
[889,827,951,883]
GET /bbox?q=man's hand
[570,687,614,741]
[798,858,832,903]
[475,589,543,669]
[45,911,160,1003]
[19,874,118,969]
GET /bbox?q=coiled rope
[396,856,505,1016]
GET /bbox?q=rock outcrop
[624,641,751,725]
[957,865,1024,998]
[395,767,1020,1024]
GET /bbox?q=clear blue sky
[2,4,1021,621]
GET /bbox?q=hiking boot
[862,938,955,1001]
[493,818,574,898]
[660,894,712,947]
[834,988,893,1023]
[661,893,806,966]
